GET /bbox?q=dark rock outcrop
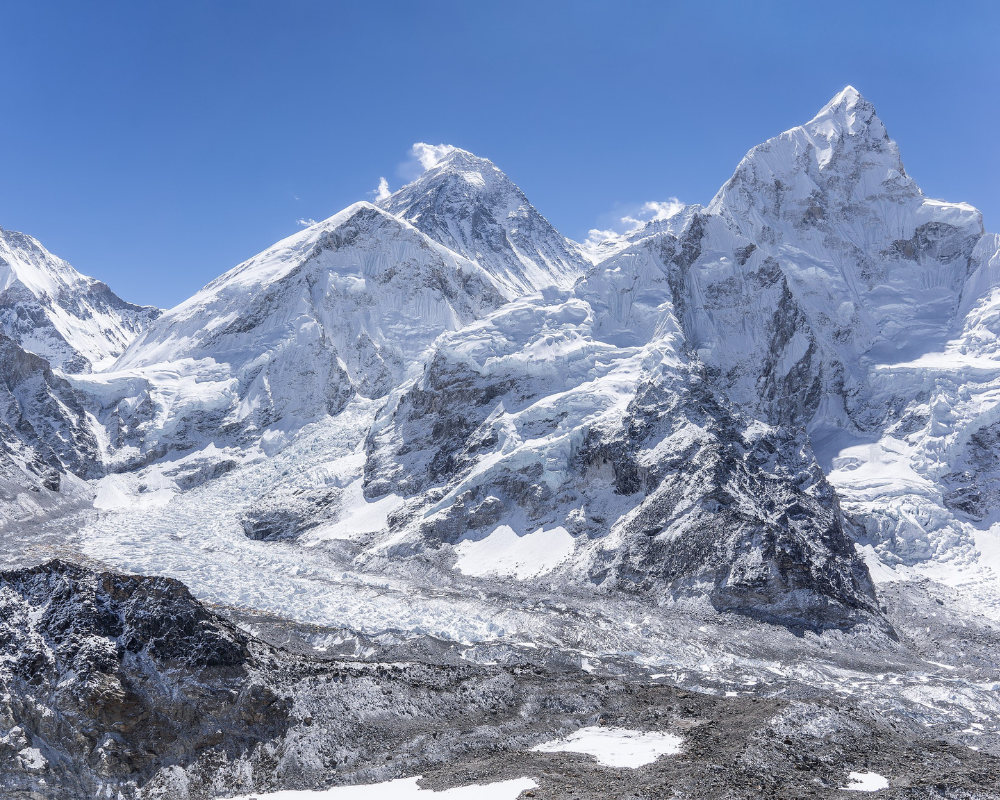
[0,560,289,799]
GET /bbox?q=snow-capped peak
[0,226,159,372]
[804,85,887,152]
[708,83,913,222]
[399,145,512,196]
[379,145,587,296]
[0,227,92,297]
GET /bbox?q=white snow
[222,776,536,800]
[454,525,576,579]
[17,747,46,771]
[531,726,683,768]
[843,771,890,792]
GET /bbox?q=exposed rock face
[0,333,100,479]
[578,379,878,629]
[0,561,289,799]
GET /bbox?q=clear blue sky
[1,1,996,308]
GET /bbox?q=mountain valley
[2,87,1000,798]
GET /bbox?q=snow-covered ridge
[0,227,160,372]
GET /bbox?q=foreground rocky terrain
[2,561,999,799]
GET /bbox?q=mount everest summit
[3,87,1000,798]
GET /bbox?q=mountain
[7,86,1000,798]
[0,227,158,525]
[0,227,160,372]
[669,86,998,571]
[699,85,983,424]
[12,87,999,621]
[81,202,506,467]
[378,146,588,296]
[6,86,998,616]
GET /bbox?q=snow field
[454,525,575,579]
[843,771,890,792]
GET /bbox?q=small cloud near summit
[373,177,391,202]
[621,199,685,229]
[296,218,317,227]
[412,143,457,170]
[396,143,458,182]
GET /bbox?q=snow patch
[843,771,890,792]
[222,776,536,799]
[532,726,683,768]
[454,525,575,580]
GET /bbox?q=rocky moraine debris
[2,561,1000,799]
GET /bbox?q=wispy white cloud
[584,198,686,250]
[621,199,686,229]
[296,218,317,227]
[412,143,456,170]
[396,142,458,182]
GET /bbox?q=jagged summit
[709,85,907,217]
[800,84,891,166]
[806,85,883,138]
[378,143,587,296]
[0,226,159,372]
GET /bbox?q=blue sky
[2,1,997,308]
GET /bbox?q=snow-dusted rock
[0,560,288,799]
